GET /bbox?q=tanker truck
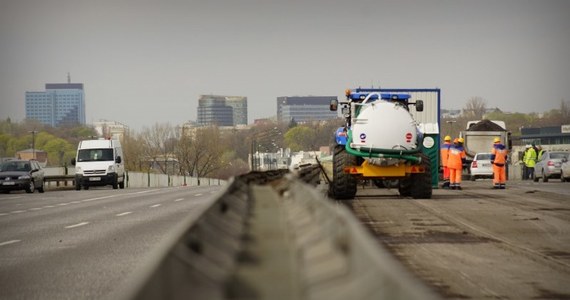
[328,88,432,199]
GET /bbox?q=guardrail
[114,167,439,300]
[44,175,75,188]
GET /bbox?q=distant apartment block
[197,95,248,126]
[93,120,129,140]
[25,83,86,127]
[276,96,339,123]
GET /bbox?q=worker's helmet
[444,135,451,141]
[493,137,501,143]
[458,137,464,144]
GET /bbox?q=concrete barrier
[114,170,439,300]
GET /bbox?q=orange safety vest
[447,145,466,170]
[440,141,451,167]
[491,143,508,166]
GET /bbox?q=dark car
[0,159,45,193]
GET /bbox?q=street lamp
[445,120,457,138]
[28,130,38,159]
[250,127,282,171]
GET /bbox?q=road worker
[491,137,508,189]
[521,145,530,180]
[447,137,466,190]
[524,142,538,180]
[440,135,452,189]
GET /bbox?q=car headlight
[108,165,115,173]
[18,175,31,180]
[76,166,82,174]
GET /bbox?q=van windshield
[78,149,114,162]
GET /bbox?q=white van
[71,139,125,190]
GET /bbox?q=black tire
[399,178,412,197]
[543,170,548,182]
[470,175,476,181]
[25,181,35,193]
[119,175,125,189]
[329,145,357,200]
[38,182,45,193]
[84,185,89,190]
[561,171,566,182]
[533,174,539,182]
[75,181,81,190]
[410,154,432,199]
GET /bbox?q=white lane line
[65,222,89,229]
[11,210,25,214]
[174,198,185,202]
[58,203,69,206]
[82,195,116,202]
[0,213,7,216]
[44,205,55,208]
[194,193,203,197]
[0,240,21,247]
[29,208,42,211]
[150,204,161,208]
[116,212,132,217]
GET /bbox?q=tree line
[2,98,567,178]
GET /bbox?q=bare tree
[187,126,223,178]
[463,97,488,120]
[140,123,175,174]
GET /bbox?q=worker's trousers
[493,164,506,187]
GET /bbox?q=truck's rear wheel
[399,178,412,197]
[410,153,432,199]
[329,145,357,200]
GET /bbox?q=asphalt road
[0,185,222,300]
[345,179,570,299]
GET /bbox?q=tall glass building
[25,83,86,127]
[277,96,339,123]
[197,95,247,126]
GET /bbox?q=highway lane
[345,179,570,299]
[0,185,222,300]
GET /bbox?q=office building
[197,95,247,126]
[25,83,85,127]
[277,96,339,123]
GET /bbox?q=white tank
[351,101,418,151]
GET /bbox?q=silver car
[561,157,570,182]
[533,151,570,182]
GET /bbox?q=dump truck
[460,119,511,164]
[328,88,432,199]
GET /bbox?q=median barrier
[114,169,439,300]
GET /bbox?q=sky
[1,0,569,132]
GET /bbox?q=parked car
[469,152,494,181]
[533,151,570,182]
[0,159,45,193]
[560,156,570,182]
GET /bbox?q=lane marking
[29,208,42,211]
[58,203,69,206]
[150,204,161,208]
[44,205,55,208]
[0,240,21,247]
[11,210,25,214]
[174,198,185,202]
[0,213,8,216]
[194,193,203,197]
[116,212,132,217]
[65,222,89,229]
